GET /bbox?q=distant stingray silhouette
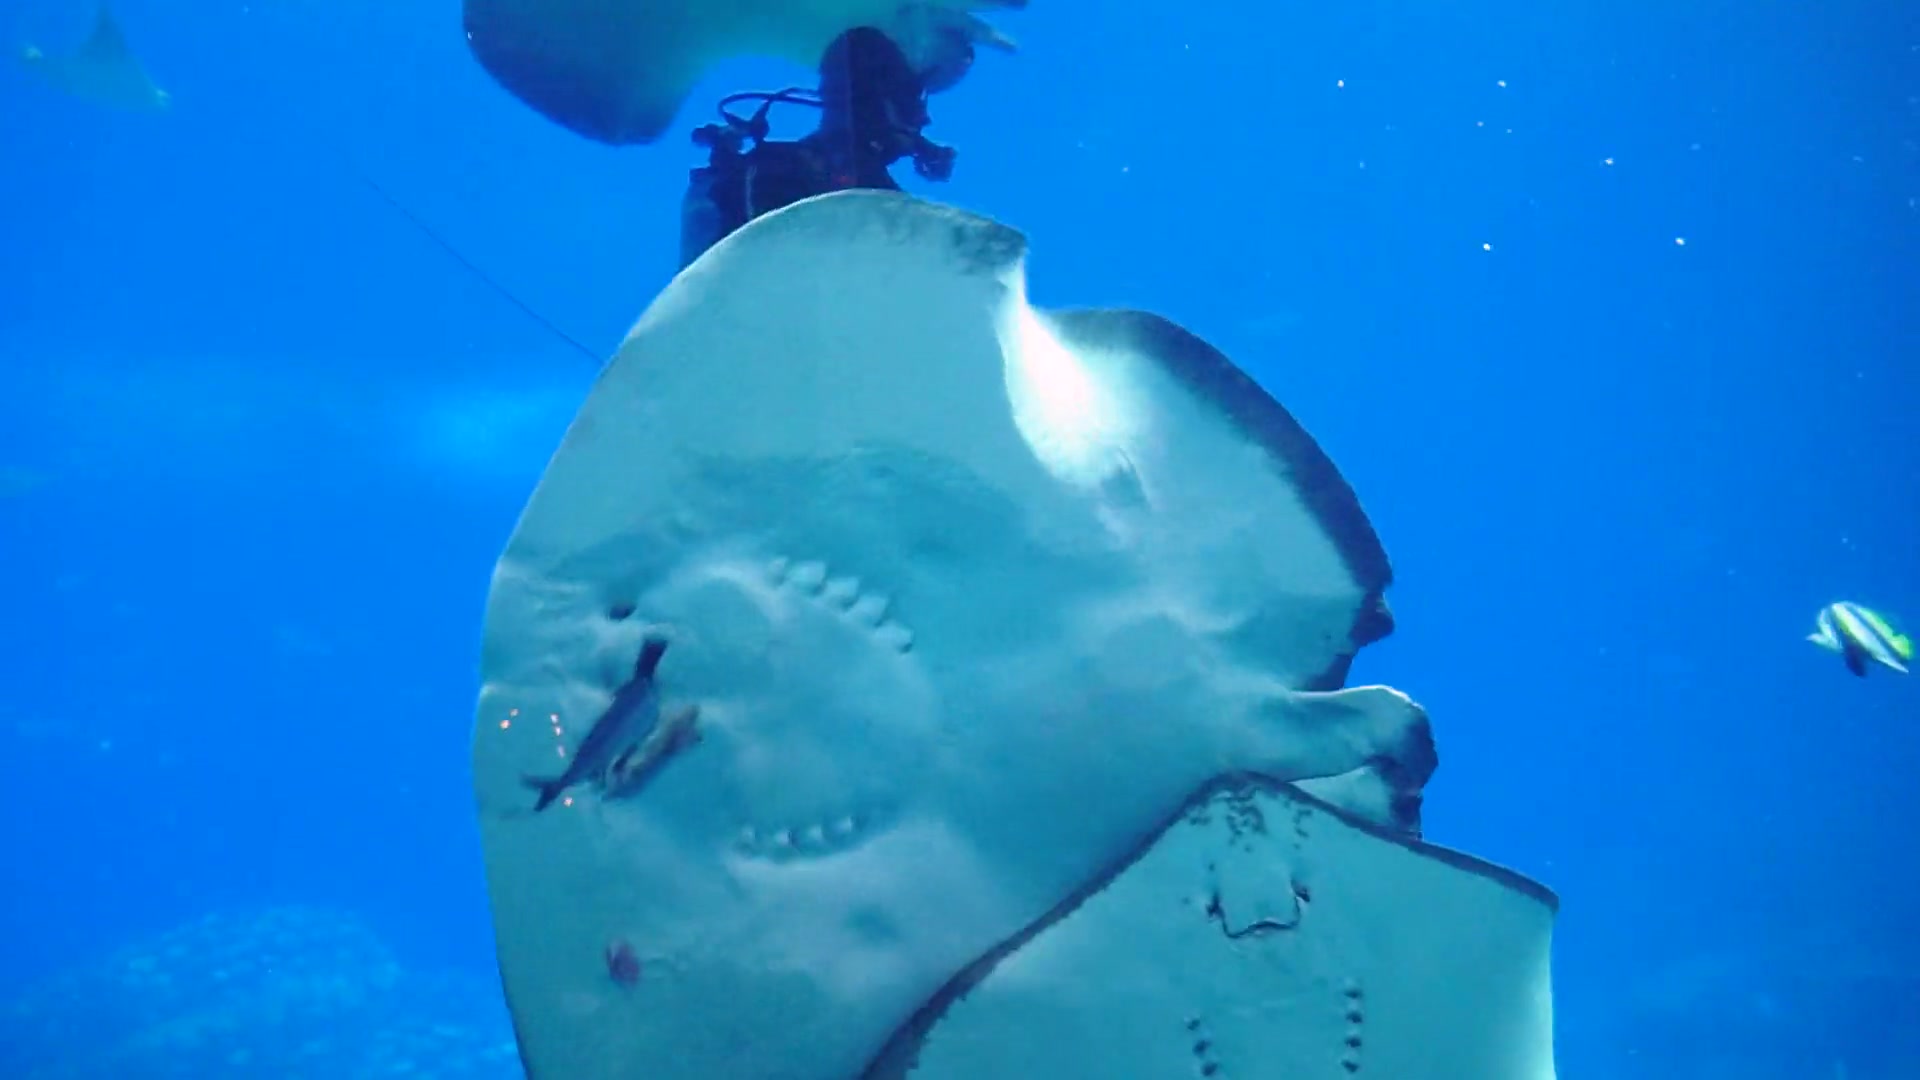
[20,5,170,111]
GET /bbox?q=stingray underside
[461,0,1023,144]
[472,190,1553,1078]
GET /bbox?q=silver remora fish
[525,636,676,810]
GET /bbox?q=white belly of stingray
[473,191,1441,1079]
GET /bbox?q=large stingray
[18,5,170,112]
[473,189,1480,1077]
[462,0,1022,145]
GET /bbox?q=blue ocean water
[1,0,1914,1076]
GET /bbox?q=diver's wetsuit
[678,27,954,269]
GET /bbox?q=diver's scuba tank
[675,60,955,270]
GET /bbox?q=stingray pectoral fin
[462,0,707,145]
[1239,685,1437,791]
[1293,764,1427,834]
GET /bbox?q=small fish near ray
[473,190,1440,1079]
[19,4,171,112]
[520,636,702,812]
[462,0,1024,145]
[1808,600,1913,677]
[881,779,1558,1080]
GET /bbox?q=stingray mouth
[612,543,932,821]
[713,555,910,862]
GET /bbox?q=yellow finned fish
[1808,601,1912,677]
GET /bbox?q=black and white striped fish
[1808,601,1913,677]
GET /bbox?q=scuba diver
[678,26,959,268]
